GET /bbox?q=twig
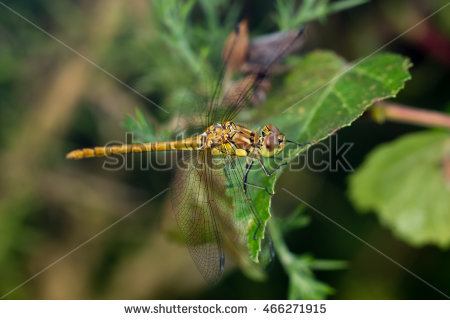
[371,102,450,129]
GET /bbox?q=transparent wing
[171,23,302,282]
[206,20,249,126]
[208,24,306,125]
[171,149,226,284]
[244,29,306,73]
[220,145,275,268]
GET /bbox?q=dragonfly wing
[210,26,306,124]
[171,149,226,284]
[220,148,275,268]
[245,29,306,73]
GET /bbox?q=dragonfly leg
[258,158,287,176]
[243,158,274,196]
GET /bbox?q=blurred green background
[0,0,449,299]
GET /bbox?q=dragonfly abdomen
[66,136,203,159]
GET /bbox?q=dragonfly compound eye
[265,133,279,151]
[266,124,280,134]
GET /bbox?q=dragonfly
[67,22,307,284]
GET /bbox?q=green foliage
[123,0,414,298]
[1,0,447,301]
[275,0,369,30]
[287,256,335,299]
[269,213,346,299]
[122,109,158,143]
[153,0,207,77]
[253,51,412,143]
[124,20,413,269]
[151,0,239,89]
[278,205,311,234]
[243,51,411,264]
[349,131,450,248]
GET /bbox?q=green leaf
[288,266,335,300]
[310,258,348,271]
[269,220,337,299]
[349,131,450,248]
[122,109,158,143]
[252,51,412,143]
[275,0,369,29]
[288,254,344,299]
[240,51,411,261]
[124,50,412,267]
[278,205,311,234]
[223,157,274,263]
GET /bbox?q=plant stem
[371,102,450,129]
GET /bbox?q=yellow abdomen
[66,136,203,160]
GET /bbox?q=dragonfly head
[260,124,286,157]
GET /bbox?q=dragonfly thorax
[203,121,286,158]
